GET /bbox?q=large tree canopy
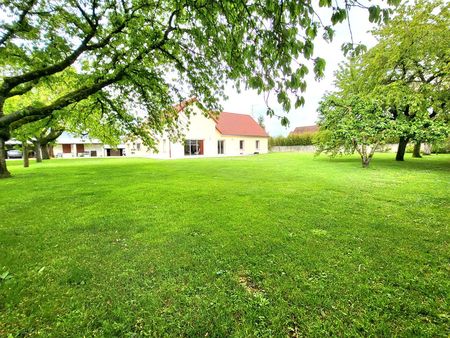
[359,0,449,160]
[0,0,399,177]
[317,62,396,167]
[317,0,449,166]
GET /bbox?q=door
[109,149,122,156]
[76,144,85,154]
[199,140,204,155]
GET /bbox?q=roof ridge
[220,111,253,116]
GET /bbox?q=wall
[269,143,433,154]
[270,145,317,153]
[53,143,105,158]
[125,105,269,159]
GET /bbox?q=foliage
[431,137,450,153]
[5,69,147,149]
[362,0,450,155]
[316,62,396,167]
[0,0,400,177]
[256,115,265,129]
[317,0,450,165]
[1,153,449,335]
[269,133,316,147]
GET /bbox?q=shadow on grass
[316,154,450,172]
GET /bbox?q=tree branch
[1,28,98,96]
[0,0,36,47]
[1,71,125,129]
[5,81,37,98]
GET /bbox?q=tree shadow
[316,154,450,173]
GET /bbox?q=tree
[38,127,64,160]
[361,0,450,161]
[317,90,394,168]
[0,0,399,177]
[12,120,64,162]
[257,115,265,129]
[318,0,450,166]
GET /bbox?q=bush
[405,144,414,153]
[269,133,316,147]
[431,137,450,154]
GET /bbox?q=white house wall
[53,143,106,158]
[124,105,269,159]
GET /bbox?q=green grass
[1,153,449,337]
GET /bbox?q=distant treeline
[269,133,316,147]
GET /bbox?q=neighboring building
[125,101,269,159]
[290,125,319,135]
[52,101,269,159]
[53,132,126,158]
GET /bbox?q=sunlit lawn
[1,153,449,336]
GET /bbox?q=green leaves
[319,0,450,165]
[306,24,318,39]
[303,39,314,59]
[368,6,381,23]
[295,96,305,109]
[331,8,347,25]
[280,116,290,127]
[289,67,308,91]
[277,91,291,112]
[313,57,326,80]
[319,0,332,7]
[0,0,403,150]
[323,26,335,42]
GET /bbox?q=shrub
[269,133,316,147]
[405,144,414,153]
[431,137,450,154]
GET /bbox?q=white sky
[221,6,379,136]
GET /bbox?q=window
[256,140,260,149]
[184,140,204,155]
[239,140,244,150]
[136,143,141,151]
[162,140,167,152]
[218,140,224,154]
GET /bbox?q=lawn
[0,153,449,337]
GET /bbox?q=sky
[221,6,380,137]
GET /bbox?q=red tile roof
[174,98,269,137]
[290,125,319,135]
[215,112,269,137]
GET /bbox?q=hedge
[269,133,316,147]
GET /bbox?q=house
[53,132,126,158]
[290,125,319,136]
[124,101,269,158]
[51,100,269,159]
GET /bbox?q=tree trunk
[34,141,42,163]
[23,143,29,168]
[412,142,422,158]
[41,144,50,159]
[0,138,11,178]
[361,156,371,168]
[396,137,409,161]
